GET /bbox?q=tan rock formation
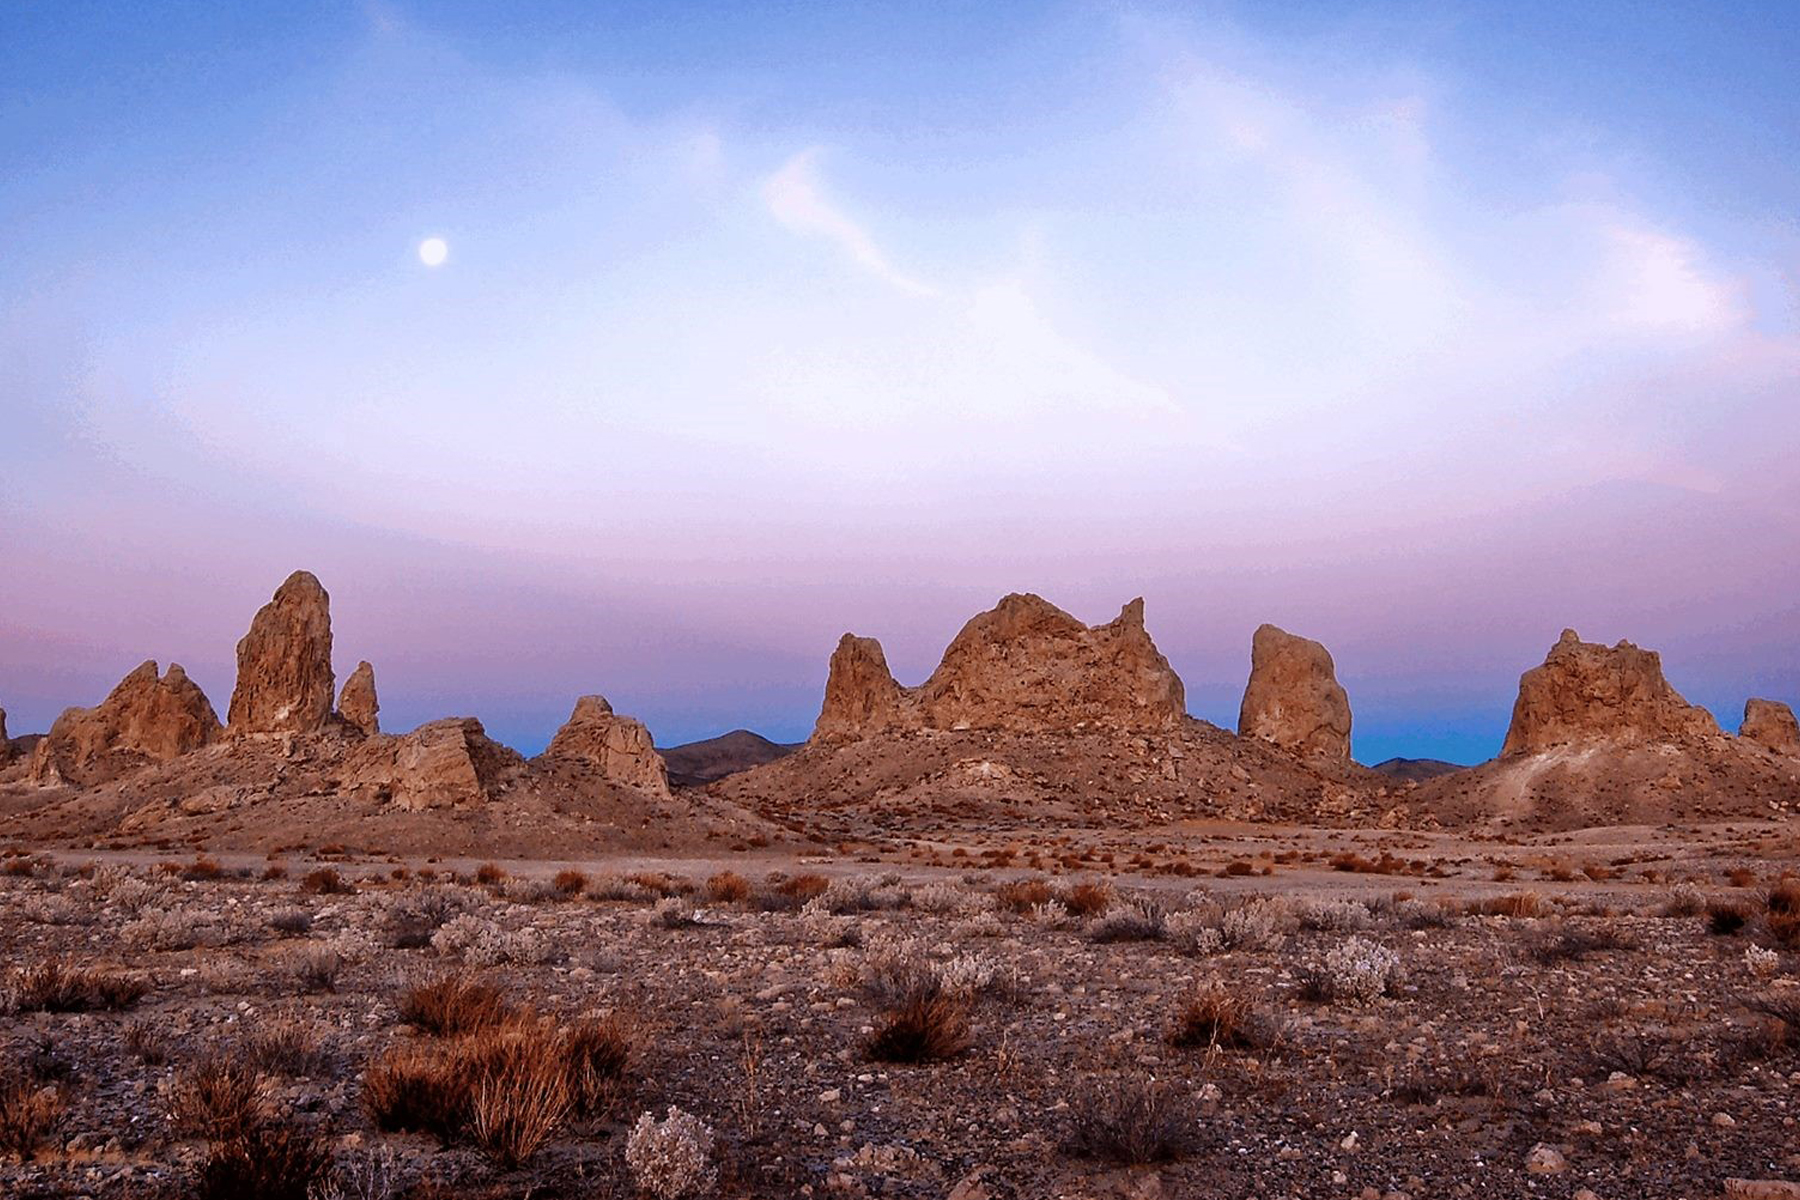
[1500,629,1721,757]
[228,570,335,736]
[1237,624,1352,763]
[338,661,379,736]
[0,706,10,764]
[813,594,1186,740]
[27,661,222,786]
[814,635,905,740]
[540,695,670,795]
[344,717,521,810]
[1741,699,1800,757]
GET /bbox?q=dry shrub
[286,945,341,993]
[1065,1074,1195,1164]
[864,987,971,1063]
[552,869,588,898]
[1528,921,1633,964]
[705,872,751,904]
[777,873,830,901]
[363,1016,594,1167]
[474,862,507,887]
[0,1066,66,1163]
[1766,880,1800,945]
[182,855,226,881]
[300,867,351,895]
[1727,866,1760,888]
[192,1116,331,1200]
[14,959,148,1012]
[1088,899,1166,943]
[1475,892,1542,918]
[1168,983,1277,1051]
[1060,882,1112,917]
[244,1018,331,1078]
[1708,902,1749,936]
[994,878,1054,913]
[170,1056,264,1143]
[399,974,512,1037]
[564,1015,634,1118]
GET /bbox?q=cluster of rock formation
[814,594,1187,739]
[26,662,222,786]
[1237,623,1352,764]
[1500,629,1723,756]
[9,568,671,813]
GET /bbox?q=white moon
[418,237,448,266]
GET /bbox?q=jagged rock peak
[228,570,335,736]
[1501,629,1721,757]
[1237,623,1352,763]
[813,634,904,741]
[541,694,671,795]
[338,661,380,736]
[813,593,1186,740]
[1741,698,1800,757]
[28,660,222,786]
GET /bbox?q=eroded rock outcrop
[338,661,379,736]
[540,695,670,795]
[229,570,336,736]
[27,661,222,786]
[1741,699,1800,757]
[1501,629,1721,757]
[1237,624,1352,763]
[0,707,10,764]
[812,594,1185,740]
[343,717,522,810]
[814,636,905,740]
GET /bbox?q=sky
[2,1,1797,764]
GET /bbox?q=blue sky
[3,1,1797,763]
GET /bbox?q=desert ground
[3,825,1799,1200]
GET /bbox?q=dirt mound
[27,661,222,787]
[814,594,1186,739]
[1370,757,1465,783]
[1237,624,1352,763]
[660,729,801,787]
[713,717,1405,849]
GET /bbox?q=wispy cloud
[760,148,939,297]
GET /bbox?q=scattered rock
[337,660,379,736]
[1502,629,1720,756]
[27,661,221,786]
[228,570,336,736]
[539,695,671,796]
[1741,699,1800,757]
[1237,623,1353,763]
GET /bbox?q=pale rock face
[343,717,520,810]
[1741,699,1800,757]
[338,660,380,736]
[812,594,1186,740]
[228,570,336,736]
[813,635,905,740]
[27,661,222,786]
[1501,629,1721,757]
[1237,624,1353,763]
[541,695,671,796]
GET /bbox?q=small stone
[1525,1144,1566,1174]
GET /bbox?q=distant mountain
[659,729,802,788]
[1369,756,1466,783]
